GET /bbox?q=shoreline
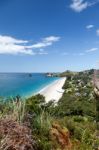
[39,77,66,103]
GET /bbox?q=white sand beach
[39,77,66,102]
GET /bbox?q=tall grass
[0,97,26,123]
[11,99,26,123]
[33,110,52,135]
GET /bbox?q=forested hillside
[0,69,98,150]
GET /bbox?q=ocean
[0,73,59,98]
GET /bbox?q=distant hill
[59,69,94,77]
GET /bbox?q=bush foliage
[0,69,98,150]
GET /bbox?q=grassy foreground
[0,69,98,150]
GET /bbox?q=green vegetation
[0,69,98,150]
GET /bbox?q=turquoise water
[0,73,59,97]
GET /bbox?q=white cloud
[0,35,28,44]
[86,47,98,52]
[43,36,60,42]
[0,35,34,55]
[28,36,60,49]
[96,29,99,36]
[0,35,60,55]
[70,0,88,12]
[70,0,99,12]
[88,0,99,6]
[28,42,52,49]
[86,24,94,29]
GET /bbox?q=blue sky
[0,0,99,72]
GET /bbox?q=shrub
[0,118,36,150]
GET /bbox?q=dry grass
[0,118,36,150]
[50,123,72,150]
